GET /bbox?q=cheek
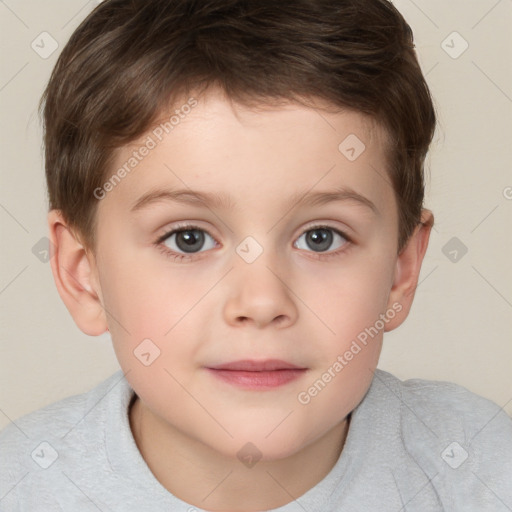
[299,253,393,344]
[99,248,213,375]
[295,355,376,447]
[98,237,178,328]
[96,243,166,363]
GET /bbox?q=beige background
[1,0,511,430]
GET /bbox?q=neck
[129,396,350,511]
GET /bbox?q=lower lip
[206,368,307,390]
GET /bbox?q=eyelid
[156,220,352,245]
[155,221,219,245]
[299,221,352,240]
[155,220,353,263]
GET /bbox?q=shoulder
[0,370,128,509]
[386,370,512,441]
[0,369,126,447]
[374,369,512,508]
[0,384,93,469]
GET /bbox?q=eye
[156,224,217,260]
[294,225,350,256]
[155,223,351,262]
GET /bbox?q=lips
[208,359,303,371]
[205,359,307,390]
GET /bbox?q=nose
[222,259,299,330]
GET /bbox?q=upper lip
[207,359,305,371]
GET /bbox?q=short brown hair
[40,0,436,254]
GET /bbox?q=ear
[384,209,434,331]
[47,209,107,336]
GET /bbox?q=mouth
[205,359,308,390]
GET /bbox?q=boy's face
[52,89,431,461]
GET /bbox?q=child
[1,0,511,510]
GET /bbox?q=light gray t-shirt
[1,368,511,511]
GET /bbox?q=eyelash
[154,223,352,263]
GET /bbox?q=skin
[48,87,433,511]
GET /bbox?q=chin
[215,428,314,464]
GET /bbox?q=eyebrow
[130,185,379,216]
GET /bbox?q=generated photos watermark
[297,302,403,405]
[93,97,198,200]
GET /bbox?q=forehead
[103,89,396,219]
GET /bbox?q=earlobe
[47,209,107,336]
[384,209,434,331]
